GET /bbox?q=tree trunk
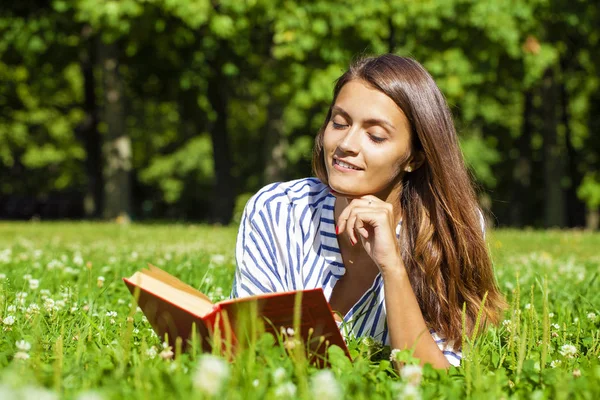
[541,67,566,228]
[207,57,235,225]
[77,25,103,218]
[262,100,287,184]
[98,40,131,220]
[510,90,533,227]
[560,59,586,227]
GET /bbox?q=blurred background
[0,0,598,228]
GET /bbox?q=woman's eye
[369,134,386,144]
[332,121,347,129]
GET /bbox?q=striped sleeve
[430,330,462,367]
[231,185,288,298]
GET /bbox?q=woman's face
[323,79,416,200]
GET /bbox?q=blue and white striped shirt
[231,177,461,366]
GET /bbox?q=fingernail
[351,238,356,246]
[330,189,338,196]
[335,226,339,235]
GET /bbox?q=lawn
[0,222,599,399]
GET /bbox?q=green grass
[0,222,599,399]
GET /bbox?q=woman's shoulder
[245,177,330,213]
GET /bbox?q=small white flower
[574,317,579,323]
[44,298,55,312]
[29,279,40,290]
[551,323,560,330]
[73,254,84,266]
[274,382,297,398]
[97,276,105,288]
[0,273,7,280]
[106,311,117,318]
[210,254,226,265]
[550,359,562,368]
[14,351,30,360]
[3,315,15,325]
[390,348,401,361]
[40,289,51,297]
[548,312,555,318]
[286,327,295,336]
[559,344,577,358]
[159,346,173,360]
[16,340,31,351]
[524,303,531,310]
[23,274,32,281]
[401,364,423,386]
[16,291,28,303]
[397,384,421,400]
[252,379,260,387]
[310,370,341,399]
[193,355,230,396]
[27,303,40,315]
[272,367,286,384]
[587,312,597,322]
[146,346,157,359]
[7,305,16,313]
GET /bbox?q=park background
[1,0,599,228]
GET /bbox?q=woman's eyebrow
[331,106,395,131]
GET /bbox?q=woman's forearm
[382,266,451,369]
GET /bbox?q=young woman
[231,54,505,368]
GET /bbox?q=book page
[126,272,214,317]
[142,264,212,303]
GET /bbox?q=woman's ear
[406,150,426,172]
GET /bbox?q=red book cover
[123,267,351,363]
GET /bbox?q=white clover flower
[574,317,579,323]
[550,360,561,368]
[146,346,157,359]
[310,370,342,399]
[97,276,105,288]
[272,367,286,384]
[286,327,295,336]
[397,384,421,400]
[14,351,30,360]
[211,254,226,265]
[40,289,51,297]
[587,312,597,322]
[159,346,173,360]
[23,274,32,281]
[390,348,401,361]
[106,311,117,318]
[0,273,6,280]
[252,379,259,388]
[55,300,66,309]
[3,315,15,325]
[559,344,577,358]
[551,323,560,330]
[16,291,28,302]
[274,382,297,398]
[16,340,31,351]
[548,312,554,318]
[64,267,78,275]
[7,305,16,313]
[27,303,40,315]
[524,303,531,310]
[193,355,230,396]
[29,279,40,290]
[401,364,423,386]
[47,259,62,270]
[44,298,55,312]
[73,254,84,266]
[117,299,126,305]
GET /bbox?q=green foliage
[578,173,600,209]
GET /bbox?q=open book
[123,265,350,362]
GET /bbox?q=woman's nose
[337,127,360,154]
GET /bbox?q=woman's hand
[335,194,403,273]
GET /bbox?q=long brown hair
[312,54,506,346]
